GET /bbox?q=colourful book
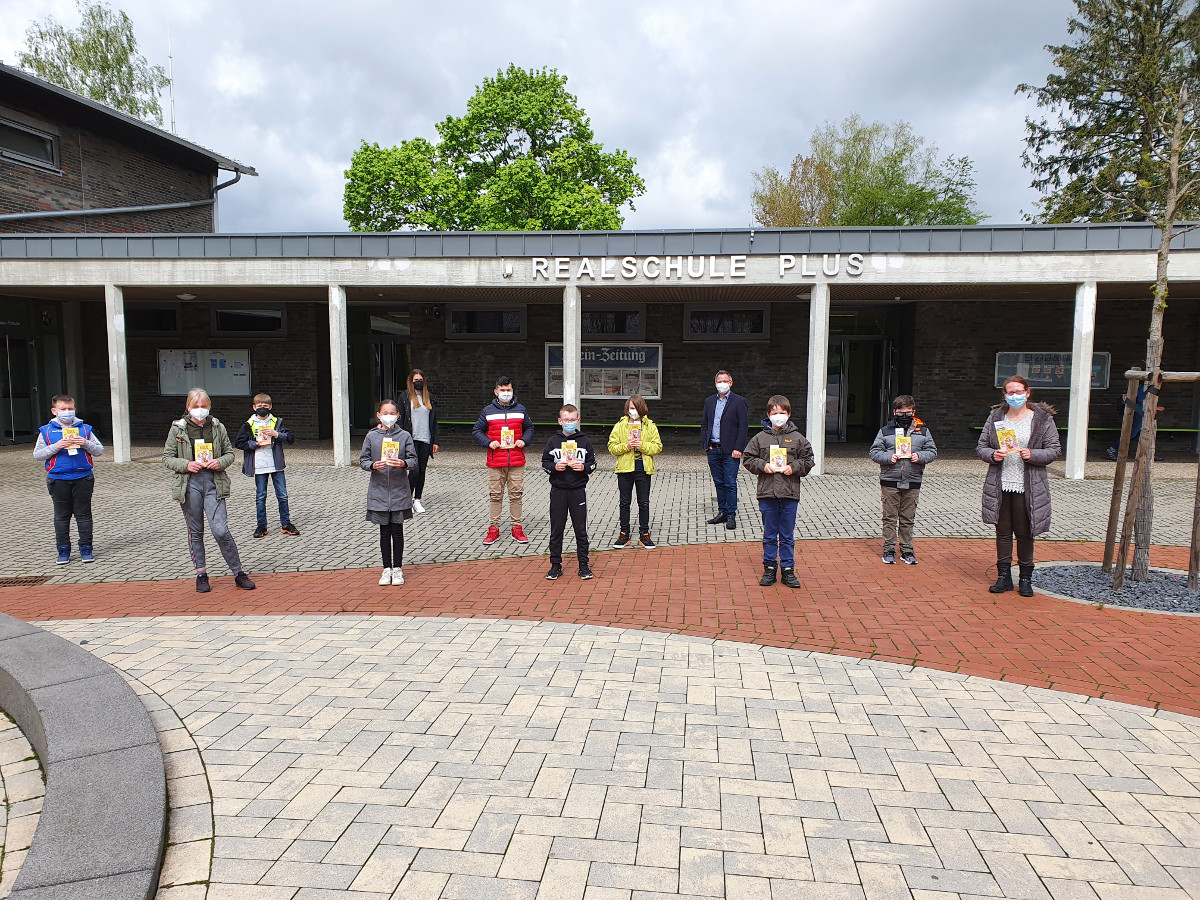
[381,440,400,461]
[61,426,80,456]
[894,434,912,456]
[194,440,214,464]
[769,445,787,469]
[254,422,272,444]
[628,425,641,443]
[562,440,578,462]
[995,427,1018,452]
[500,427,516,449]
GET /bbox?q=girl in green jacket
[607,394,663,549]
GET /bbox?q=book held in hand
[894,434,912,456]
[561,440,578,463]
[995,427,1019,452]
[61,426,80,455]
[769,445,787,469]
[381,440,400,461]
[500,426,516,449]
[254,422,272,445]
[194,439,214,465]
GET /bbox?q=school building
[2,224,1199,480]
[2,63,1198,476]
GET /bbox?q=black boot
[989,564,1014,593]
[759,564,777,586]
[780,567,801,589]
[1018,564,1035,597]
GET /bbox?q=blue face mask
[1006,394,1028,408]
[562,421,579,434]
[56,411,77,425]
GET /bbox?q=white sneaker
[392,568,404,585]
[378,567,392,585]
[412,499,426,514]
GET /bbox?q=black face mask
[255,407,271,418]
[412,381,424,391]
[894,413,913,428]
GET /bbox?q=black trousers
[996,490,1035,567]
[48,475,94,547]
[617,469,651,533]
[549,486,589,568]
[379,521,405,568]
[411,441,432,499]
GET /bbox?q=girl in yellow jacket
[607,394,663,548]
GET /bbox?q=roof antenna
[167,26,176,134]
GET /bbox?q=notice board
[545,343,663,399]
[158,349,252,396]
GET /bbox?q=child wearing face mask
[33,394,105,564]
[542,404,598,580]
[359,400,418,586]
[741,395,815,588]
[472,376,535,546]
[607,394,663,549]
[162,388,255,593]
[234,392,299,538]
[868,395,938,566]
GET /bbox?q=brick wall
[0,101,214,234]
[912,298,1200,448]
[407,301,812,435]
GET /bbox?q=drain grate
[0,576,50,588]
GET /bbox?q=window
[581,304,645,339]
[446,305,526,340]
[683,305,770,341]
[0,118,58,171]
[212,307,286,336]
[125,305,180,336]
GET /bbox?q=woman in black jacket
[398,369,439,513]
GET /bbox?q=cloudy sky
[0,0,1075,233]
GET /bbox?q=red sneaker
[482,525,501,545]
[511,525,529,544]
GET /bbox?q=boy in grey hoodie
[868,395,937,565]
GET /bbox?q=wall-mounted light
[176,293,196,301]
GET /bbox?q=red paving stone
[2,538,1198,717]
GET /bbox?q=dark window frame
[580,302,646,340]
[210,306,288,338]
[682,304,771,342]
[445,304,527,341]
[0,117,60,172]
[124,303,182,338]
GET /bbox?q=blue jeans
[254,471,290,529]
[759,498,798,567]
[706,446,740,516]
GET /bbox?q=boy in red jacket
[472,377,535,545]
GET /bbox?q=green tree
[18,0,170,126]
[751,114,984,227]
[1020,0,1200,584]
[344,65,646,231]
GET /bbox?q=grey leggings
[996,490,1034,567]
[182,472,243,574]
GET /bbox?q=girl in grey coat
[976,376,1061,597]
[359,400,418,586]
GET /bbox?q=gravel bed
[1035,564,1200,613]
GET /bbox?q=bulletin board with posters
[545,343,662,399]
[158,349,252,396]
[994,351,1110,390]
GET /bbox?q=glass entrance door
[825,337,895,443]
[1,334,36,445]
[349,337,411,432]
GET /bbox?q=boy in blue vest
[33,394,104,564]
[234,393,299,538]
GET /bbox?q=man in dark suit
[700,370,749,530]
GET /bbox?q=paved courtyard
[1,443,1195,584]
[37,615,1200,900]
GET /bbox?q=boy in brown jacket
[741,395,815,588]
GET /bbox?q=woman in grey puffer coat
[976,376,1061,597]
[360,400,418,587]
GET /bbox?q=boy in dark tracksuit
[233,392,299,538]
[541,404,597,581]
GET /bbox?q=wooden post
[1101,375,1141,573]
[1114,368,1162,589]
[1191,455,1200,590]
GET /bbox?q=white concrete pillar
[1065,280,1098,479]
[563,283,582,410]
[328,284,351,466]
[805,282,831,476]
[103,284,131,463]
